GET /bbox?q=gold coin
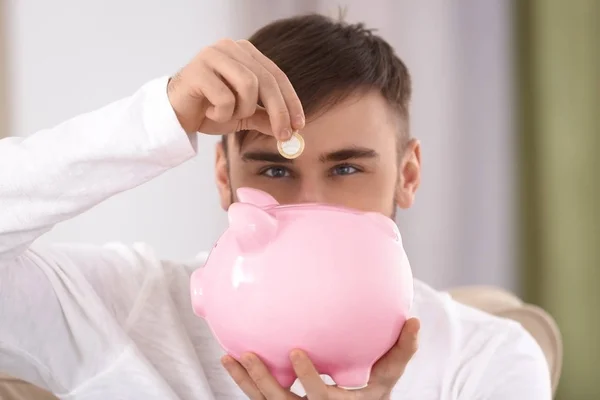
[277,132,305,159]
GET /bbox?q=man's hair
[223,13,412,152]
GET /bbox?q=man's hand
[221,318,420,400]
[167,39,305,141]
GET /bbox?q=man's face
[215,91,421,218]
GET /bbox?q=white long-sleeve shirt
[0,77,551,399]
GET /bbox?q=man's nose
[295,180,327,204]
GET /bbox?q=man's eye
[261,166,291,178]
[331,164,359,176]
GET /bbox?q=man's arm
[0,39,304,394]
[0,77,196,260]
[0,77,197,394]
[0,39,306,262]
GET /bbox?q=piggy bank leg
[331,367,370,390]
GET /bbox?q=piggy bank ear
[364,212,401,242]
[236,187,279,207]
[228,202,278,253]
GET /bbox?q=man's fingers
[191,64,236,124]
[215,38,290,140]
[242,106,274,135]
[240,353,291,399]
[396,317,420,363]
[237,40,305,130]
[370,318,420,386]
[221,355,266,400]
[289,350,328,400]
[237,40,305,136]
[201,46,259,122]
[212,39,286,125]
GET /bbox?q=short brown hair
[224,13,412,151]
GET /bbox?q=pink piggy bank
[190,188,413,389]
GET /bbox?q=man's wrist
[139,77,197,158]
[166,72,201,134]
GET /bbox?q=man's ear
[215,140,233,210]
[395,139,421,209]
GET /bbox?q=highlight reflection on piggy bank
[190,188,413,389]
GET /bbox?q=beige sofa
[0,285,562,399]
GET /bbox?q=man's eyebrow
[319,147,379,162]
[241,151,293,163]
[240,147,379,164]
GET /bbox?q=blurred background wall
[0,0,7,139]
[1,0,598,398]
[1,0,516,290]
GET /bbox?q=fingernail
[280,128,292,141]
[221,355,233,367]
[411,318,421,334]
[289,350,303,364]
[294,115,305,128]
[241,354,254,368]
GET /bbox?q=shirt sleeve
[0,242,169,395]
[0,76,196,261]
[0,76,197,394]
[474,323,552,400]
[443,297,553,400]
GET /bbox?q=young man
[0,14,550,400]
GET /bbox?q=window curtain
[517,1,600,398]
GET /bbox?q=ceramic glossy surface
[190,187,413,388]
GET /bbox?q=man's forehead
[229,91,401,154]
[229,130,274,153]
[232,127,382,166]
